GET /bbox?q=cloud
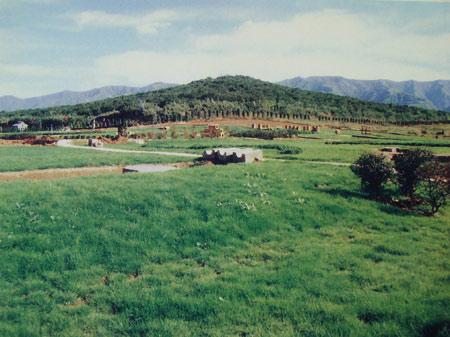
[2,7,449,97]
[0,63,56,77]
[72,9,179,35]
[94,9,450,84]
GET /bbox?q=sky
[1,0,449,97]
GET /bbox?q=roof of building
[12,121,28,126]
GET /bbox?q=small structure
[379,147,408,160]
[203,148,263,164]
[380,147,400,154]
[202,124,224,138]
[361,126,370,134]
[88,138,103,148]
[12,121,28,132]
[253,123,272,130]
[118,126,129,137]
[285,124,301,131]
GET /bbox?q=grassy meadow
[0,157,449,336]
[0,146,191,172]
[105,127,450,163]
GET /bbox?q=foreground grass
[0,146,192,172]
[0,161,448,336]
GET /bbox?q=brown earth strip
[0,166,122,181]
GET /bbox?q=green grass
[0,146,192,172]
[107,137,373,162]
[106,132,450,163]
[0,161,448,336]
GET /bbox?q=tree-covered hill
[1,76,447,130]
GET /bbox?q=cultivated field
[0,123,449,336]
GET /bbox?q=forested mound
[1,76,447,130]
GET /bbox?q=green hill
[1,76,447,130]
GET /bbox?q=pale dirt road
[0,166,122,181]
[56,139,199,158]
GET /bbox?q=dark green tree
[416,161,450,215]
[393,149,433,198]
[351,153,394,198]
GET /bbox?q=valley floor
[0,129,449,336]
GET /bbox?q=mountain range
[279,77,450,112]
[0,82,176,112]
[1,76,449,113]
[2,76,445,130]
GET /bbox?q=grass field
[0,159,449,336]
[0,146,191,172]
[105,130,450,163]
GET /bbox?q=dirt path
[0,166,122,181]
[56,139,198,158]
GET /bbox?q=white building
[12,121,28,132]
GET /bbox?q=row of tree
[1,76,447,131]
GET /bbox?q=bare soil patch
[0,166,122,181]
[0,139,28,146]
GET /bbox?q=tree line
[1,76,447,131]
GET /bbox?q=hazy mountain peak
[280,76,450,112]
[0,82,177,112]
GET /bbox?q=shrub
[229,128,299,140]
[416,161,450,215]
[156,132,166,140]
[170,129,178,139]
[394,149,433,197]
[351,153,394,198]
[278,147,301,155]
[256,144,302,154]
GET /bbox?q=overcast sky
[1,0,449,97]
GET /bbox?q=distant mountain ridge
[279,76,450,112]
[2,76,446,131]
[0,82,177,112]
[2,76,450,115]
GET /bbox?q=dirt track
[56,139,198,158]
[0,166,122,181]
